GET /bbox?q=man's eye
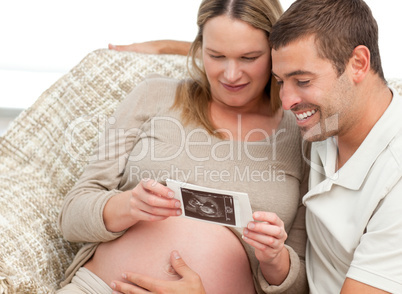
[276,80,284,86]
[298,80,310,86]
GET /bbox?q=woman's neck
[209,100,283,142]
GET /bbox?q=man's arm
[341,278,391,294]
[109,40,191,56]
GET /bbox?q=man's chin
[300,125,332,142]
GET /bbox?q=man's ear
[349,45,370,83]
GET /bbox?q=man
[269,0,402,293]
[111,0,402,293]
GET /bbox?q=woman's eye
[243,56,258,61]
[210,54,224,59]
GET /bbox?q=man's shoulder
[389,128,402,159]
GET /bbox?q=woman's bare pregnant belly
[84,217,255,294]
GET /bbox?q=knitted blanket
[0,49,188,293]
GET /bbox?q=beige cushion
[0,49,188,293]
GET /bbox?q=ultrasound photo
[181,187,236,226]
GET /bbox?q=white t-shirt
[304,88,402,293]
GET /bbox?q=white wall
[0,0,400,109]
[0,0,201,109]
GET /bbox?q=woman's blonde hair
[173,0,283,136]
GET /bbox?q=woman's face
[202,15,272,110]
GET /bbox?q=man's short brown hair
[270,0,385,80]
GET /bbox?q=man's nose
[280,83,301,110]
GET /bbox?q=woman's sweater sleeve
[257,140,310,293]
[58,77,166,243]
[257,203,308,294]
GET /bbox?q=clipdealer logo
[128,164,286,183]
[63,115,287,165]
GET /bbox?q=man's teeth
[296,110,316,120]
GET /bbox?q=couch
[0,49,188,293]
[0,48,401,293]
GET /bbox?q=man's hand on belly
[110,250,206,294]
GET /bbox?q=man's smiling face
[272,35,356,142]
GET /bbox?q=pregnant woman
[57,0,309,293]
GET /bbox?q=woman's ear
[349,45,370,83]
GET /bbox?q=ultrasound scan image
[181,187,236,226]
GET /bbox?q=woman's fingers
[128,179,182,221]
[131,191,181,210]
[140,178,174,198]
[242,211,287,259]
